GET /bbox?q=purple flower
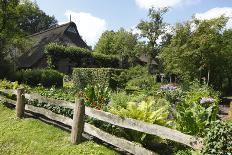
[200,97,215,104]
[160,84,177,91]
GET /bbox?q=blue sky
[35,0,232,46]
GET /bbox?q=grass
[0,103,118,155]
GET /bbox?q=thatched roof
[18,22,88,68]
[139,54,158,65]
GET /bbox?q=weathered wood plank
[0,89,17,95]
[71,98,85,144]
[25,104,73,126]
[24,93,74,109]
[0,96,16,105]
[84,123,157,155]
[85,107,203,150]
[16,88,25,118]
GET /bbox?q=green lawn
[0,103,118,155]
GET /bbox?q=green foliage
[160,16,231,90]
[78,84,110,110]
[17,0,57,35]
[174,82,220,136]
[0,0,30,76]
[126,76,155,92]
[94,28,138,66]
[137,7,169,71]
[45,43,120,69]
[72,68,122,90]
[110,91,147,109]
[203,121,232,155]
[0,104,118,155]
[11,69,63,87]
[113,65,153,89]
[110,97,170,146]
[110,97,170,124]
[158,84,183,105]
[0,79,19,89]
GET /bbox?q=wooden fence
[0,88,203,155]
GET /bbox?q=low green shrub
[113,65,152,89]
[174,82,220,136]
[0,79,19,89]
[125,76,155,92]
[72,68,122,90]
[158,84,183,105]
[110,97,171,146]
[45,43,120,68]
[203,121,232,155]
[0,61,13,79]
[11,69,63,87]
[78,84,111,110]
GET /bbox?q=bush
[45,43,120,69]
[0,61,13,79]
[113,65,150,88]
[110,91,147,109]
[203,121,232,155]
[78,84,111,110]
[11,69,63,87]
[72,68,123,90]
[0,79,19,89]
[174,82,220,136]
[109,97,171,146]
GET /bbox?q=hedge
[11,69,63,87]
[45,43,120,69]
[72,68,123,90]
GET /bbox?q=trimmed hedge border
[11,69,63,87]
[72,68,123,90]
[45,43,120,69]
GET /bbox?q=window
[67,26,77,34]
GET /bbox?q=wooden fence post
[16,88,25,118]
[71,98,85,144]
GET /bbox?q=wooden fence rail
[0,88,203,154]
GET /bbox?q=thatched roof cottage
[18,22,88,71]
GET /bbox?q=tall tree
[0,0,23,76]
[94,28,138,66]
[137,7,169,72]
[17,0,57,35]
[159,16,229,89]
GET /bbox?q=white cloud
[195,7,232,29]
[135,0,200,9]
[64,10,107,46]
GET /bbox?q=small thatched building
[18,22,88,72]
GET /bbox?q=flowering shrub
[158,84,183,105]
[200,97,215,104]
[174,83,220,136]
[160,84,177,91]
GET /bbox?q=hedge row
[72,68,123,90]
[45,43,120,69]
[11,69,63,87]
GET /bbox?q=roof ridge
[28,22,72,37]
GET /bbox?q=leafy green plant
[73,68,122,90]
[78,84,111,110]
[0,79,19,89]
[203,120,232,155]
[113,65,153,89]
[11,69,63,87]
[110,97,170,146]
[174,83,220,136]
[45,43,120,68]
[158,84,183,105]
[125,76,155,92]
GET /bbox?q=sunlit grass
[0,104,118,155]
